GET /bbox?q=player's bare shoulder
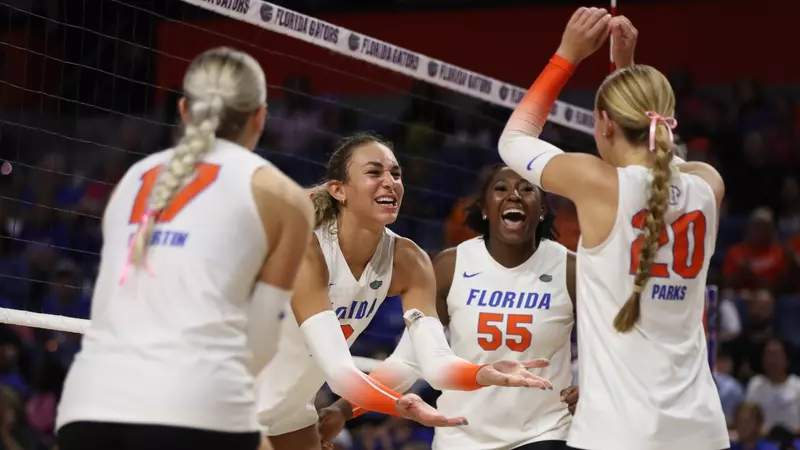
[251,165,314,232]
[389,236,434,296]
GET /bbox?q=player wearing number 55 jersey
[498,8,728,450]
[433,165,577,450]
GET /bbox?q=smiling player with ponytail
[497,8,729,450]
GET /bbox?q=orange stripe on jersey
[129,163,221,224]
[507,54,576,137]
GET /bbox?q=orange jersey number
[129,163,221,224]
[341,324,355,340]
[629,209,708,279]
[477,313,533,352]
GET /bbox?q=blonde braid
[130,94,223,264]
[613,123,673,332]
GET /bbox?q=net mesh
[0,0,710,377]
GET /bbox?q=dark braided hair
[463,164,558,248]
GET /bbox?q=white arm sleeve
[299,310,363,395]
[498,130,564,189]
[404,309,480,391]
[247,282,293,375]
[300,310,400,408]
[376,330,422,392]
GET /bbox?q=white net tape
[179,0,596,135]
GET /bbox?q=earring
[482,214,487,220]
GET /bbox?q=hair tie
[632,284,644,294]
[644,111,677,152]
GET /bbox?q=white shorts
[258,402,318,437]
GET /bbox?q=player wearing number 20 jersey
[497,15,728,450]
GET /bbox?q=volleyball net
[0,0,712,376]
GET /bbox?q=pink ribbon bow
[119,209,157,284]
[645,111,678,152]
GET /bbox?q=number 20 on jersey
[629,208,708,279]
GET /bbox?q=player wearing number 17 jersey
[497,8,728,450]
[56,47,314,450]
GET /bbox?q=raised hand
[556,7,613,65]
[395,393,469,427]
[610,15,638,69]
[476,359,553,389]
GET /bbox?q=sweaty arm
[395,239,485,391]
[291,235,405,417]
[248,165,314,375]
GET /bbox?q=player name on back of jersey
[466,288,552,310]
[126,229,189,249]
[650,283,688,301]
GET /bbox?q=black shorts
[58,421,261,450]
[514,441,567,450]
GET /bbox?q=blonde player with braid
[498,8,729,450]
[54,47,311,450]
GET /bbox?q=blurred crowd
[0,41,796,450]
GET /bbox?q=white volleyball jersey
[57,139,271,433]
[434,238,574,450]
[256,224,395,435]
[567,166,729,450]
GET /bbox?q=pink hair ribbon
[645,111,677,152]
[119,209,157,284]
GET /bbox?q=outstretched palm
[395,393,468,427]
[476,359,553,389]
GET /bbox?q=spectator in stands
[0,326,26,398]
[720,293,743,342]
[0,386,35,450]
[730,403,780,450]
[40,260,89,320]
[715,347,745,425]
[724,289,786,383]
[723,208,793,294]
[746,339,800,436]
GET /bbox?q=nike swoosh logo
[526,153,548,171]
[463,272,481,278]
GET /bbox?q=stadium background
[0,0,799,449]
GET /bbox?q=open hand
[610,15,638,69]
[395,393,468,427]
[476,359,553,389]
[556,7,613,64]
